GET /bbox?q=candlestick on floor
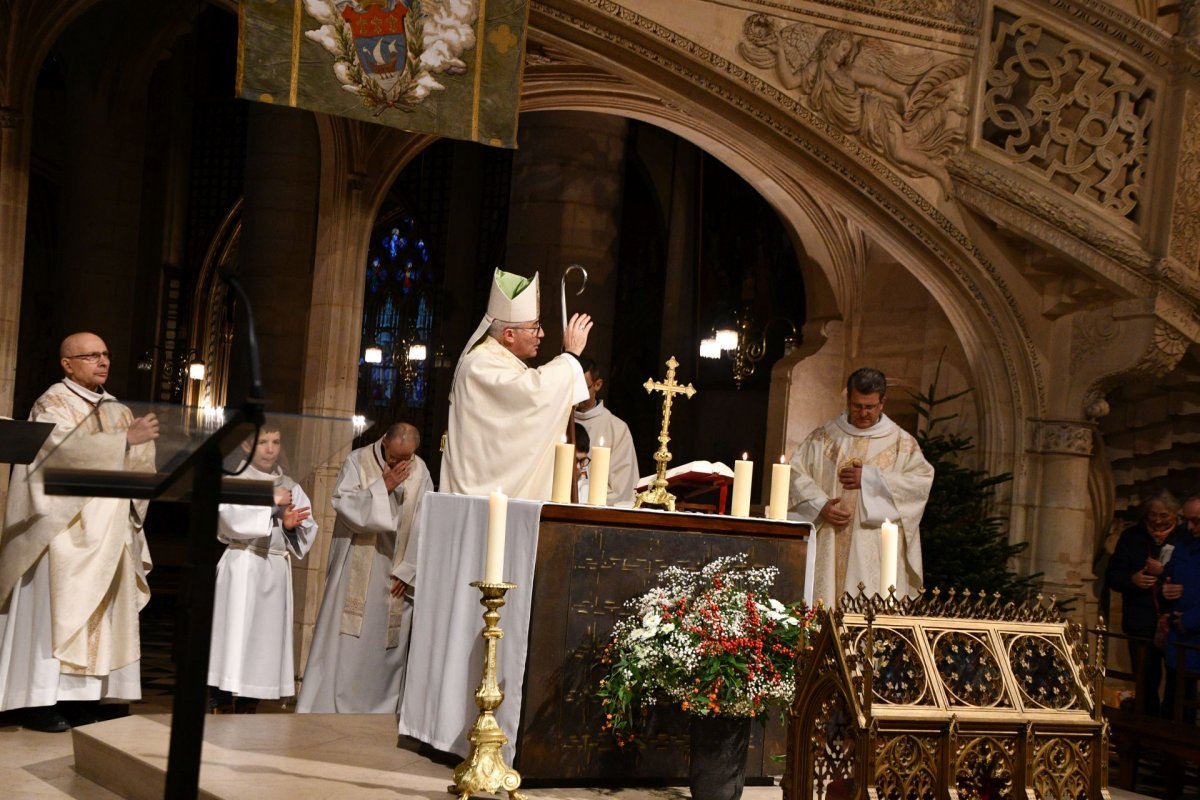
[449,581,526,800]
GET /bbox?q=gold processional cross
[634,356,696,512]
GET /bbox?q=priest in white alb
[297,422,432,713]
[440,269,593,500]
[788,367,934,604]
[0,333,159,732]
[208,425,316,712]
[573,355,639,505]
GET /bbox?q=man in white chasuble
[788,367,934,604]
[0,333,159,732]
[573,356,639,506]
[297,422,432,714]
[440,269,593,500]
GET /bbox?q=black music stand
[0,419,54,464]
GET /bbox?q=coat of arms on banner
[238,0,528,147]
[304,0,460,112]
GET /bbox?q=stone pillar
[293,116,377,677]
[505,111,627,372]
[0,106,31,512]
[1028,419,1098,620]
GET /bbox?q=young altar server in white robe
[296,422,432,713]
[0,332,159,732]
[440,268,593,500]
[573,355,639,505]
[788,367,934,604]
[208,426,316,711]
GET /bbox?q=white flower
[642,611,660,629]
[769,598,786,613]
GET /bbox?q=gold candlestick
[449,581,526,800]
[634,356,696,512]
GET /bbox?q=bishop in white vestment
[789,368,934,604]
[0,333,158,731]
[208,428,317,702]
[297,423,432,713]
[440,269,592,500]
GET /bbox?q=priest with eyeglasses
[0,333,159,732]
[438,269,593,500]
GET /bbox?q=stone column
[1028,418,1098,620]
[0,106,31,512]
[505,111,627,372]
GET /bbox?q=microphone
[217,266,266,403]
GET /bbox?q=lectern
[31,401,357,800]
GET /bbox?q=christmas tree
[913,365,1039,602]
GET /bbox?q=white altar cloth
[397,493,543,763]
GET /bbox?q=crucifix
[634,356,696,511]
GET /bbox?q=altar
[397,493,811,783]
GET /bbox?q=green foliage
[913,365,1039,602]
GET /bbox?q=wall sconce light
[700,306,798,389]
[408,343,427,362]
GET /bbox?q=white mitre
[458,268,541,362]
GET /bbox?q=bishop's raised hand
[563,313,593,356]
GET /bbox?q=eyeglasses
[576,455,591,469]
[64,351,110,363]
[510,322,543,334]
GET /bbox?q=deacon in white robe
[0,333,158,731]
[788,368,934,604]
[208,428,316,702]
[297,423,433,713]
[574,357,639,505]
[440,269,592,500]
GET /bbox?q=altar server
[208,426,316,712]
[574,356,639,505]
[0,333,158,732]
[297,422,432,713]
[440,268,593,500]
[789,367,934,603]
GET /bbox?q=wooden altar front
[514,504,810,782]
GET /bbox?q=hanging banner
[237,0,529,148]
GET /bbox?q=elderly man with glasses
[0,332,159,732]
[439,269,592,500]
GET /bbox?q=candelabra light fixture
[363,335,429,386]
[699,306,797,389]
[137,346,206,393]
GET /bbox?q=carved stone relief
[738,14,970,191]
[1031,419,1095,456]
[982,8,1156,225]
[1169,89,1200,267]
[752,0,981,31]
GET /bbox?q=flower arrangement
[597,554,819,746]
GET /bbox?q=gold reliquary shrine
[785,589,1110,800]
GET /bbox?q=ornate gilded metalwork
[1030,737,1092,800]
[785,587,1108,799]
[449,582,526,800]
[930,630,1010,708]
[1005,633,1081,710]
[954,736,1017,800]
[874,734,939,800]
[809,684,857,800]
[853,627,931,706]
[633,356,696,512]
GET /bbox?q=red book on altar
[635,460,735,514]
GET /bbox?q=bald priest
[440,269,593,500]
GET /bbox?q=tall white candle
[551,436,574,503]
[731,453,753,517]
[769,456,790,521]
[485,488,508,583]
[587,436,611,506]
[880,518,899,596]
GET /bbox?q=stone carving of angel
[740,14,969,192]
